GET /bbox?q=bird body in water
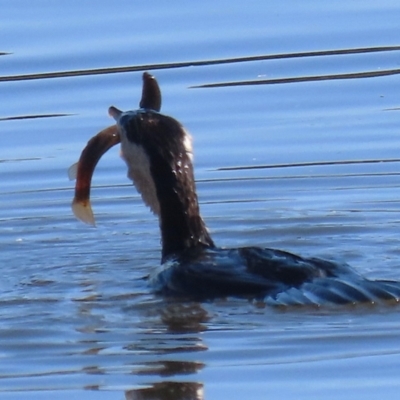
[71,72,400,306]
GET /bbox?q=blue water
[1,1,400,399]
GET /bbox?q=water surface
[1,1,400,399]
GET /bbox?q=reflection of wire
[2,45,400,82]
[0,113,73,121]
[217,157,400,171]
[192,68,400,89]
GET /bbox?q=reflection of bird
[125,381,204,400]
[72,73,400,306]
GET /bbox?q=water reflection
[1,45,399,83]
[0,113,73,121]
[159,302,210,333]
[72,295,208,394]
[191,67,400,88]
[126,381,204,400]
[136,360,205,377]
[128,302,207,399]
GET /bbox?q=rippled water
[2,1,400,399]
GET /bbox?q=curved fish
[71,125,120,225]
[70,72,162,225]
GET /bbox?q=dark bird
[71,72,400,306]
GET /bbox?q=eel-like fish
[70,72,161,225]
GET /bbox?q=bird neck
[118,110,215,262]
[150,152,215,262]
